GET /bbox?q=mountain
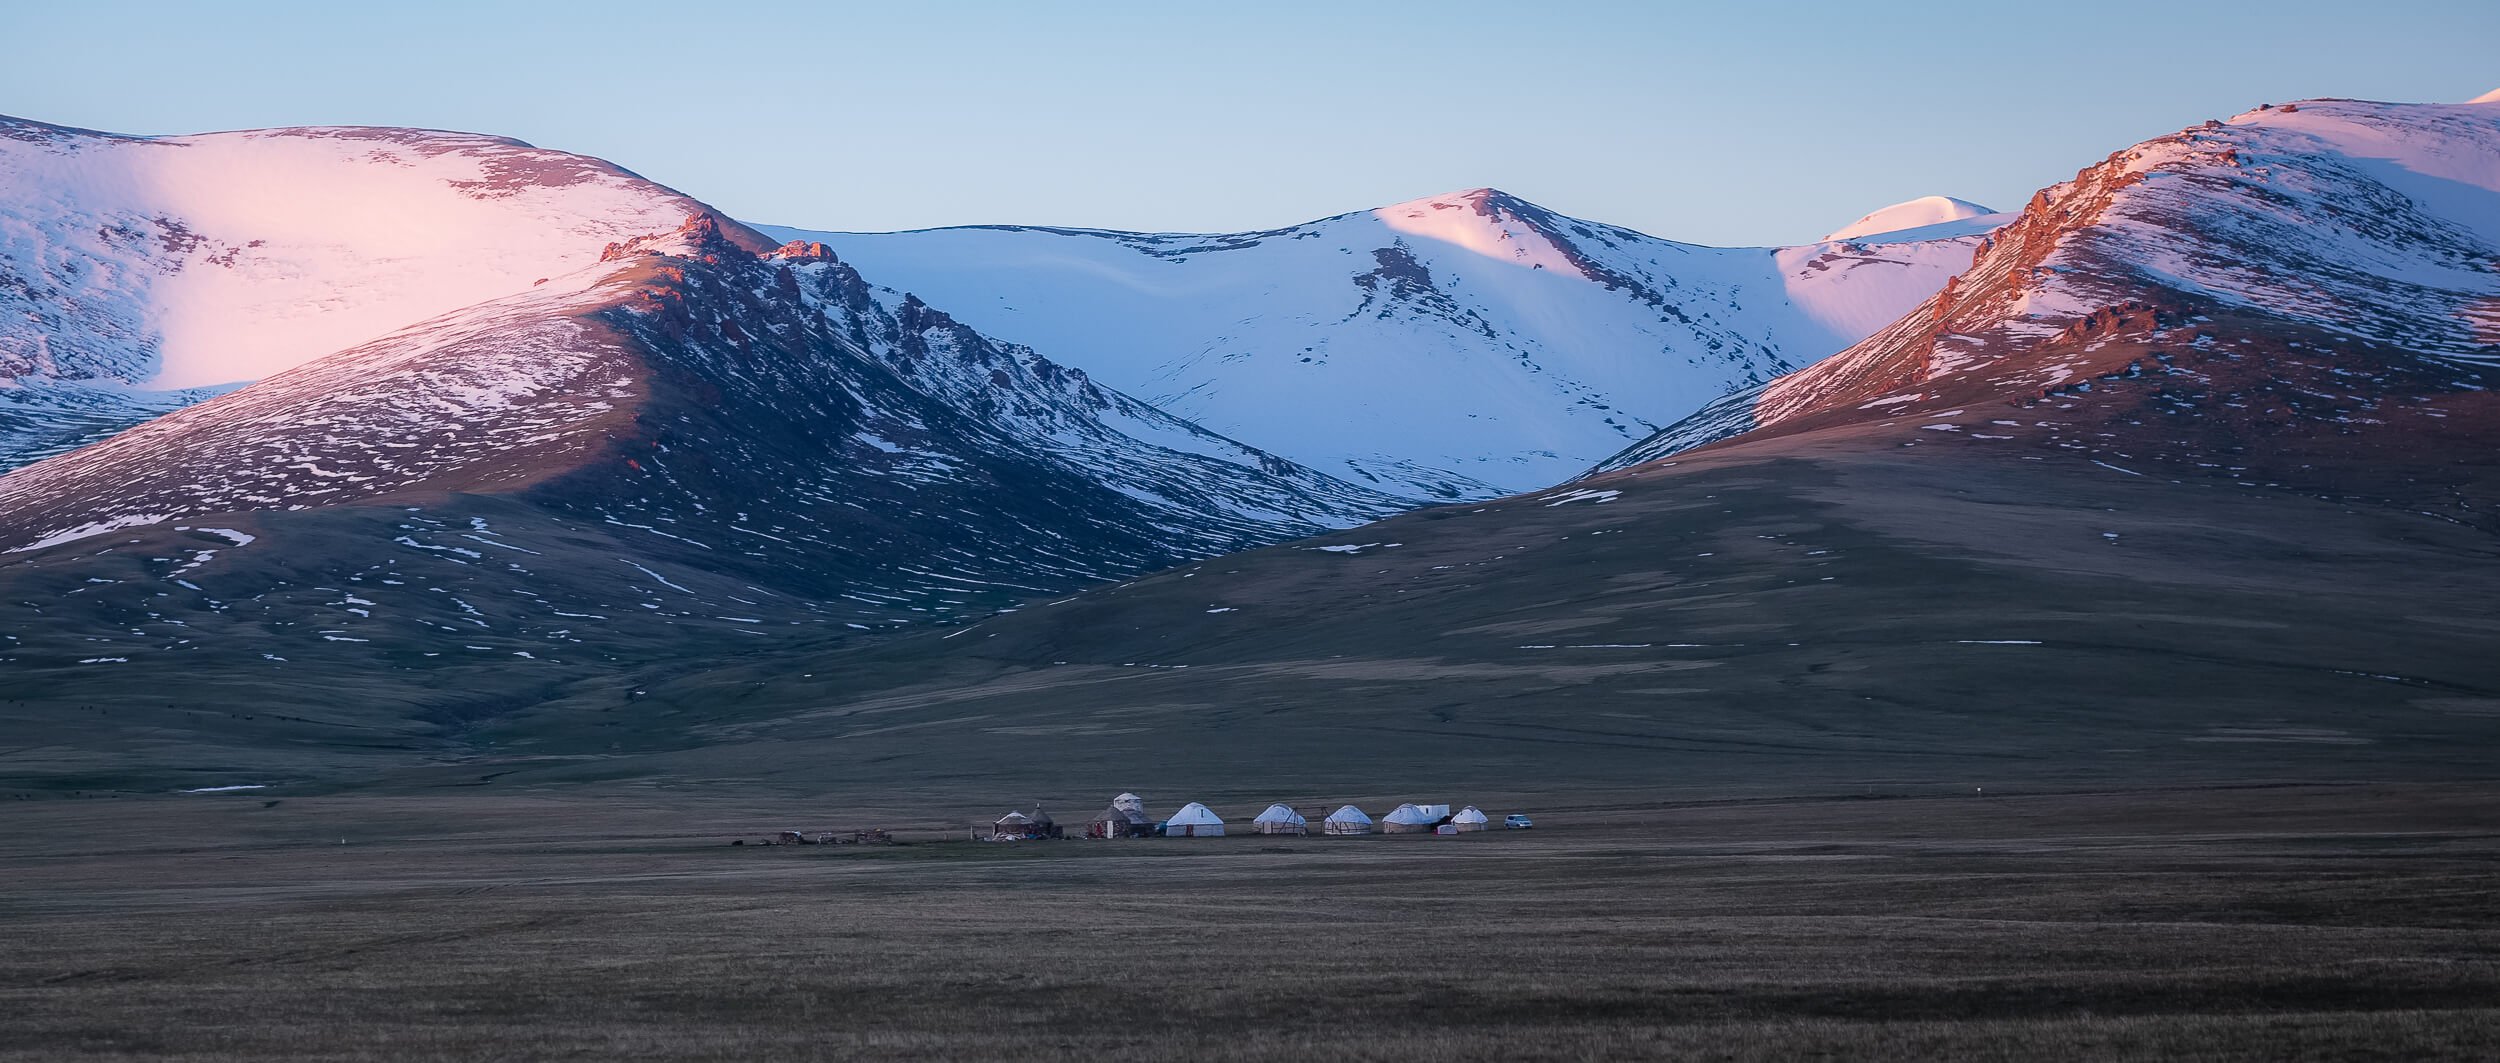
[518,99,2500,799]
[13,97,2499,801]
[1821,195,2006,242]
[0,123,1423,787]
[762,188,1995,499]
[0,115,763,469]
[1600,96,2500,510]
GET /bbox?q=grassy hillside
[480,433,2500,801]
[11,432,2498,803]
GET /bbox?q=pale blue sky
[7,1,2493,246]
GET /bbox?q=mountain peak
[2470,86,2500,105]
[1380,187,1525,215]
[1372,188,1587,275]
[1821,195,1998,242]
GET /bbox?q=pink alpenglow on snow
[1373,189,1589,276]
[1820,195,2003,243]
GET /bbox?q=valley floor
[4,782,2496,1060]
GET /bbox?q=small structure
[1113,792,1147,816]
[1450,806,1490,832]
[1382,803,1440,834]
[992,807,1058,841]
[1087,802,1151,839]
[1251,803,1308,835]
[1164,802,1226,837]
[1323,805,1373,835]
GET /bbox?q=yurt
[1087,803,1149,839]
[991,810,1036,840]
[1164,802,1226,837]
[1112,792,1146,816]
[1451,806,1490,832]
[1251,803,1308,835]
[1322,805,1373,835]
[1382,803,1440,834]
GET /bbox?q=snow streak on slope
[0,115,747,392]
[768,189,1989,498]
[1602,96,2500,470]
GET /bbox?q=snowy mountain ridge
[0,115,744,390]
[1597,95,2500,479]
[765,187,1997,498]
[0,115,770,471]
[0,209,1416,689]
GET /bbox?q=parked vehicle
[1504,814,1534,830]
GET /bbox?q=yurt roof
[1452,806,1490,823]
[1166,801,1224,825]
[1383,804,1438,824]
[1325,805,1373,823]
[1252,803,1306,824]
[995,811,1034,825]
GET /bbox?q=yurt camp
[1382,803,1441,834]
[1323,805,1373,836]
[1164,802,1226,837]
[1251,803,1308,835]
[1451,807,1490,832]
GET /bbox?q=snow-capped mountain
[0,211,1402,578]
[0,115,761,469]
[1596,97,2500,524]
[765,188,1996,499]
[0,116,1425,689]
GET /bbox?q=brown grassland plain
[4,782,2497,1061]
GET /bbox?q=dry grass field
[5,783,2497,1061]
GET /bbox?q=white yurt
[1323,805,1373,835]
[1164,802,1226,837]
[1382,803,1440,834]
[1251,803,1308,835]
[1451,806,1490,832]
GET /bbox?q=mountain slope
[1600,96,2500,506]
[0,115,765,469]
[764,189,1995,498]
[0,214,1412,788]
[461,437,2500,798]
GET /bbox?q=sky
[5,1,2495,247]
